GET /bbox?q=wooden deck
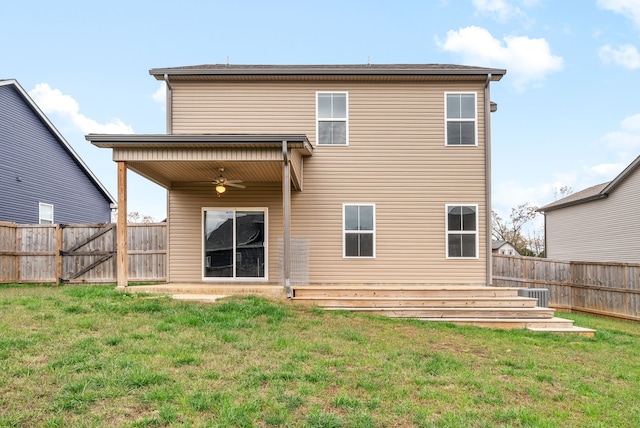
[122,283,595,336]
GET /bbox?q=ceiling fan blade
[226,183,246,189]
[225,179,243,185]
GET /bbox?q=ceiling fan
[214,167,245,195]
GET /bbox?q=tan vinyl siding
[545,172,640,264]
[168,80,488,285]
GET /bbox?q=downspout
[164,74,172,134]
[484,74,493,286]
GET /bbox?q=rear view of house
[88,64,505,289]
[0,79,115,224]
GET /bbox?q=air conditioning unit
[518,288,549,308]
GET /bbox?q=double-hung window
[343,204,375,257]
[445,93,477,146]
[446,205,478,258]
[39,203,54,224]
[317,92,348,145]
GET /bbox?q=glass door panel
[204,210,234,278]
[235,211,265,278]
[204,209,266,279]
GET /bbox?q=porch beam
[117,161,128,288]
[282,140,292,297]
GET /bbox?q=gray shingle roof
[150,63,506,79]
[538,155,640,212]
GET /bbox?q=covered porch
[86,134,313,296]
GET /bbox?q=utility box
[518,288,549,308]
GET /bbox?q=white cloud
[436,26,563,91]
[597,0,640,28]
[585,162,626,178]
[152,82,166,104]
[472,0,527,22]
[599,44,640,69]
[601,113,640,150]
[29,83,134,134]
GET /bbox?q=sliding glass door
[203,209,266,279]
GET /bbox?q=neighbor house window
[39,203,54,224]
[317,92,348,145]
[446,205,478,258]
[343,204,375,257]
[445,93,477,146]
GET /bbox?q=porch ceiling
[86,134,312,189]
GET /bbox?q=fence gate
[60,224,116,283]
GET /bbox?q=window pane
[447,94,461,119]
[332,93,346,118]
[345,205,358,230]
[345,233,359,256]
[359,205,373,230]
[359,234,374,257]
[461,234,476,257]
[318,94,332,118]
[461,206,476,231]
[460,122,475,145]
[460,94,475,118]
[448,234,462,257]
[447,122,461,145]
[332,122,346,145]
[318,121,332,145]
[448,206,462,231]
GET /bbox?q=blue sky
[2,0,640,227]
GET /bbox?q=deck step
[324,306,556,319]
[294,297,538,308]
[292,285,522,299]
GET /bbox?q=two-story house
[1,79,116,224]
[87,64,505,292]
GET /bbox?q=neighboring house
[538,155,640,263]
[0,79,115,224]
[87,64,505,289]
[492,240,518,256]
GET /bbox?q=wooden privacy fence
[0,222,166,284]
[493,254,640,321]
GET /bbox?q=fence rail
[493,254,640,321]
[0,222,166,284]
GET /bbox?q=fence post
[55,225,63,285]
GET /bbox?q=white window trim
[39,202,54,224]
[201,207,269,282]
[444,92,478,147]
[316,91,349,146]
[445,204,479,259]
[342,203,376,258]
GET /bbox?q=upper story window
[317,92,348,146]
[446,204,478,258]
[445,93,477,146]
[39,202,54,224]
[343,204,375,257]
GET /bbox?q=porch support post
[117,161,129,289]
[282,140,292,298]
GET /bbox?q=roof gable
[538,155,640,212]
[0,79,116,205]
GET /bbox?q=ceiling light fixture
[215,184,226,195]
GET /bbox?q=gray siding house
[0,79,115,224]
[538,155,640,263]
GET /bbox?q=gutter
[485,74,493,286]
[164,74,172,134]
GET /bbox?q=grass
[1,284,639,427]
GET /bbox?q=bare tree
[492,202,541,256]
[553,185,574,200]
[127,211,155,223]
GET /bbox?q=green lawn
[0,284,639,427]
